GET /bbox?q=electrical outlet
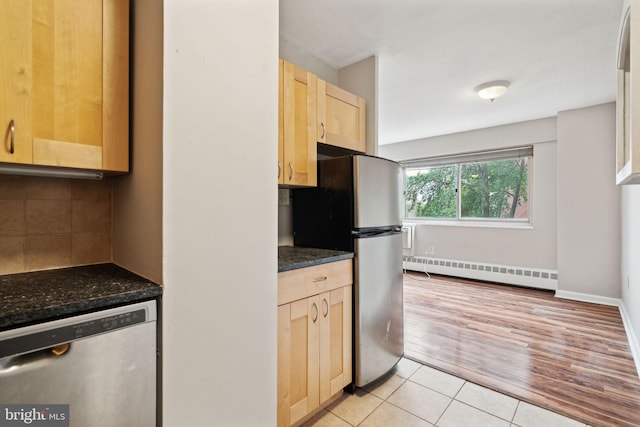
[426,246,435,256]
[278,189,290,206]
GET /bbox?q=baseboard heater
[403,256,558,291]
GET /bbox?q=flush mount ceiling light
[474,80,510,102]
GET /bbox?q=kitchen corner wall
[557,103,620,299]
[112,0,163,285]
[0,175,112,275]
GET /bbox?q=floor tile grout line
[323,357,584,427]
[352,393,384,427]
[435,379,466,427]
[449,381,522,424]
[447,399,518,426]
[511,400,521,425]
[327,405,355,426]
[407,357,588,425]
[370,397,437,427]
[400,360,577,426]
[432,392,456,427]
[405,375,464,402]
[327,387,385,427]
[379,397,441,426]
[395,369,458,426]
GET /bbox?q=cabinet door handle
[322,298,329,318]
[288,162,293,180]
[311,302,318,323]
[320,122,325,139]
[313,276,327,283]
[8,119,14,154]
[278,161,281,179]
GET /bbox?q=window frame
[401,146,533,226]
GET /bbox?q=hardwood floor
[403,272,640,427]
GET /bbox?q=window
[402,147,531,222]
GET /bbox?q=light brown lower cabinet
[277,261,352,427]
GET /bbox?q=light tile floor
[302,358,590,427]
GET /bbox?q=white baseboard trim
[526,290,640,381]
[554,290,621,307]
[618,302,640,379]
[523,290,640,378]
[403,256,557,291]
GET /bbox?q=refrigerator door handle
[352,227,402,238]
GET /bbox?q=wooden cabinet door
[31,0,129,172]
[323,82,366,153]
[0,1,33,164]
[316,79,326,144]
[319,286,352,402]
[278,59,285,184]
[277,296,320,427]
[281,60,317,186]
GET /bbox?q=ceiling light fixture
[474,80,510,102]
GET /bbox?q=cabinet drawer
[278,259,352,305]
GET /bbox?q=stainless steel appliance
[293,154,404,387]
[0,300,157,426]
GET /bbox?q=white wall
[162,1,278,426]
[556,103,620,299]
[380,118,559,271]
[113,0,163,284]
[618,0,639,342]
[622,185,640,348]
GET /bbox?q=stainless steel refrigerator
[293,154,404,387]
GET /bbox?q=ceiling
[279,0,625,145]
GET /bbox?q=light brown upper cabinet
[616,0,640,184]
[318,81,366,153]
[279,59,317,187]
[0,0,129,173]
[0,1,33,165]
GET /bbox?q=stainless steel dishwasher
[0,300,157,427]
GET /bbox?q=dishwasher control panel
[73,309,146,339]
[0,303,153,359]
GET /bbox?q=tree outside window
[405,166,456,218]
[404,152,530,221]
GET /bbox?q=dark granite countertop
[278,246,354,272]
[0,263,162,331]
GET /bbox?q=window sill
[402,219,534,230]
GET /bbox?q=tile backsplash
[0,175,112,275]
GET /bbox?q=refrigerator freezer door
[353,155,402,229]
[354,232,404,386]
